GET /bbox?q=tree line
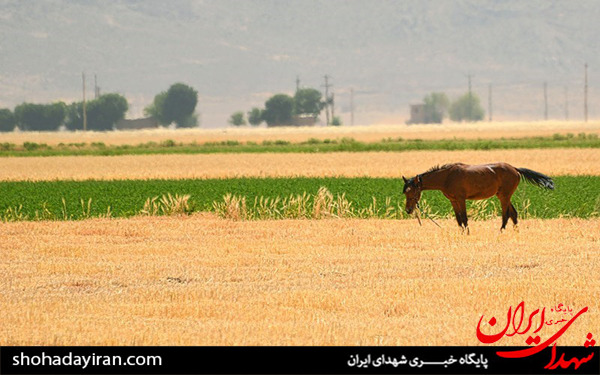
[0,82,485,132]
[420,91,485,124]
[228,88,342,127]
[230,88,484,127]
[0,83,198,132]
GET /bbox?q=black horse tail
[517,168,555,190]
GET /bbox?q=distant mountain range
[1,0,599,127]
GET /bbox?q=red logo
[476,301,595,370]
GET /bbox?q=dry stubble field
[1,120,599,146]
[0,215,598,346]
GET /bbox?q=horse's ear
[415,175,422,186]
[402,176,408,183]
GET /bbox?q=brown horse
[402,163,554,232]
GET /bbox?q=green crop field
[1,176,598,221]
[0,133,599,157]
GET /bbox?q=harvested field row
[1,148,599,181]
[1,215,598,346]
[1,120,599,146]
[2,133,598,158]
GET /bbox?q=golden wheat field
[0,215,598,346]
[1,120,599,146]
[1,148,599,181]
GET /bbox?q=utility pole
[564,86,569,121]
[94,74,100,99]
[544,82,548,120]
[488,83,492,122]
[322,75,332,125]
[82,72,87,131]
[584,63,588,122]
[350,88,355,126]
[296,75,300,93]
[467,74,473,121]
[331,92,335,121]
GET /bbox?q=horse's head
[402,175,422,214]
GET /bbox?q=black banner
[1,346,598,375]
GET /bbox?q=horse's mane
[423,163,456,175]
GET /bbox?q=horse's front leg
[450,200,462,227]
[458,200,469,234]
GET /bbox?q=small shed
[406,104,425,125]
[293,114,317,126]
[268,115,317,127]
[115,117,159,130]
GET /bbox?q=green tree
[144,91,168,125]
[0,108,16,132]
[331,116,342,126]
[263,94,294,126]
[87,93,129,131]
[229,111,246,126]
[293,88,324,117]
[164,83,198,127]
[449,93,485,122]
[178,113,198,128]
[65,102,84,131]
[423,92,449,124]
[15,102,66,131]
[65,94,128,131]
[247,107,263,126]
[146,84,198,128]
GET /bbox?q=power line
[94,73,100,99]
[564,86,569,121]
[544,81,548,120]
[82,72,87,131]
[350,88,354,126]
[466,73,473,121]
[331,92,335,121]
[584,63,588,122]
[488,83,492,122]
[322,75,332,125]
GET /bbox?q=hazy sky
[1,0,599,126]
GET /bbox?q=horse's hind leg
[498,175,520,231]
[498,195,511,231]
[509,202,518,226]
